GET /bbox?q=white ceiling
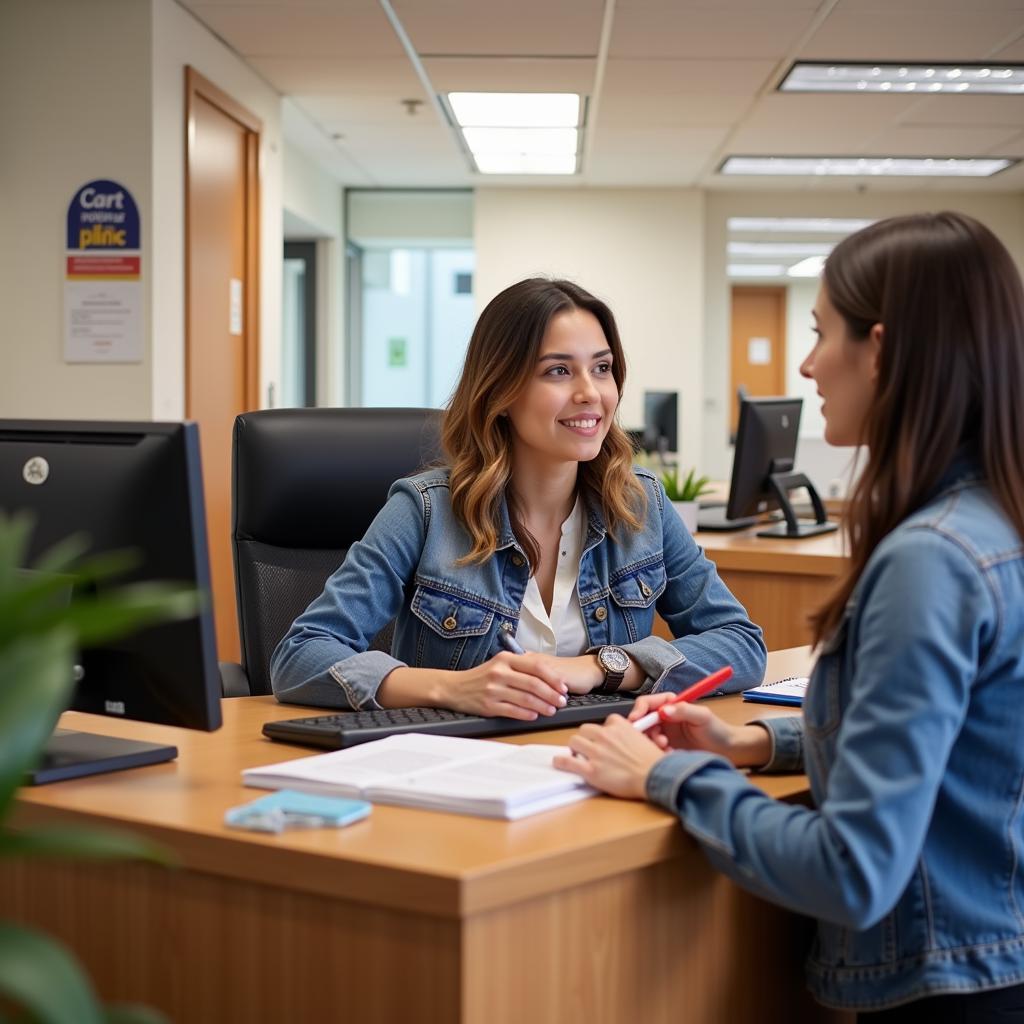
[181,0,1024,191]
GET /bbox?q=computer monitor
[725,397,838,539]
[0,420,222,783]
[642,390,678,455]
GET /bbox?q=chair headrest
[232,408,443,548]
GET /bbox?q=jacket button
[511,553,525,567]
[594,605,607,622]
[442,615,458,631]
[640,581,652,597]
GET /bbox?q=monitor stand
[696,504,760,532]
[756,471,839,540]
[28,728,177,785]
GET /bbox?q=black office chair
[219,407,443,697]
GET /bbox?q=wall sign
[64,179,142,363]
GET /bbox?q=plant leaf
[0,825,173,866]
[0,629,76,821]
[0,922,105,1024]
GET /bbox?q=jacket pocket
[410,582,495,639]
[609,559,667,609]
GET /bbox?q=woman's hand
[441,652,571,720]
[627,693,771,768]
[552,715,665,799]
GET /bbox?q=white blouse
[513,496,589,657]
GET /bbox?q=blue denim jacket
[647,455,1024,1011]
[271,467,766,709]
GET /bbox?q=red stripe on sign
[67,255,141,277]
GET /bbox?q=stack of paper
[243,733,595,820]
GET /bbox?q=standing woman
[556,212,1024,1020]
[272,278,766,716]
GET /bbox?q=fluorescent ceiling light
[781,62,1024,95]
[462,127,578,157]
[727,264,786,278]
[474,153,578,175]
[721,156,1014,177]
[728,217,873,233]
[448,92,580,128]
[729,241,832,257]
[787,256,826,278]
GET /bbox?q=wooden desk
[695,526,848,650]
[2,649,843,1024]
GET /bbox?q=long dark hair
[442,277,645,569]
[811,211,1024,643]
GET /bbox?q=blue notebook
[741,676,808,707]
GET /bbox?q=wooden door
[185,68,260,662]
[730,286,786,435]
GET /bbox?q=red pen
[631,666,733,732]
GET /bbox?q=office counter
[2,648,845,1024]
[687,526,848,650]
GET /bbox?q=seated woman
[555,213,1024,1021]
[271,277,766,717]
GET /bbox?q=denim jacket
[271,467,766,709]
[646,455,1024,1011]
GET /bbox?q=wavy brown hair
[442,278,646,569]
[810,211,1024,644]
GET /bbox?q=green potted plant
[661,466,713,534]
[0,511,198,1023]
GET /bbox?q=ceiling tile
[250,56,423,95]
[609,9,818,59]
[186,4,403,57]
[394,0,603,57]
[423,57,596,93]
[800,10,1024,60]
[602,58,777,95]
[904,94,1024,127]
[596,94,749,127]
[864,124,1023,155]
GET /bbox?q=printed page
[243,734,566,798]
[367,743,591,817]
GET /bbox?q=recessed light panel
[721,156,1014,177]
[728,217,874,233]
[780,62,1024,95]
[787,256,827,278]
[448,93,580,128]
[447,92,583,175]
[727,264,787,278]
[728,241,833,258]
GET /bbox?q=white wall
[283,137,345,405]
[704,190,1024,488]
[0,0,282,423]
[474,188,705,468]
[0,0,153,419]
[151,0,282,419]
[349,191,473,248]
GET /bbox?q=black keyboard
[263,692,637,749]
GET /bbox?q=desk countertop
[13,648,813,919]
[695,524,848,575]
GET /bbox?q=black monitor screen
[725,398,837,540]
[0,420,222,781]
[642,390,678,454]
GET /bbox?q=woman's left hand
[552,715,666,799]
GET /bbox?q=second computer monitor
[642,390,678,455]
[726,397,837,539]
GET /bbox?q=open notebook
[243,733,595,821]
[741,676,809,707]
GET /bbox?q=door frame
[184,66,261,415]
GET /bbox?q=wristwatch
[596,645,630,694]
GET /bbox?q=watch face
[601,647,630,672]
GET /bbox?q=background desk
[3,648,846,1024]
[658,527,849,650]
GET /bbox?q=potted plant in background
[661,467,713,534]
[0,512,197,1024]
